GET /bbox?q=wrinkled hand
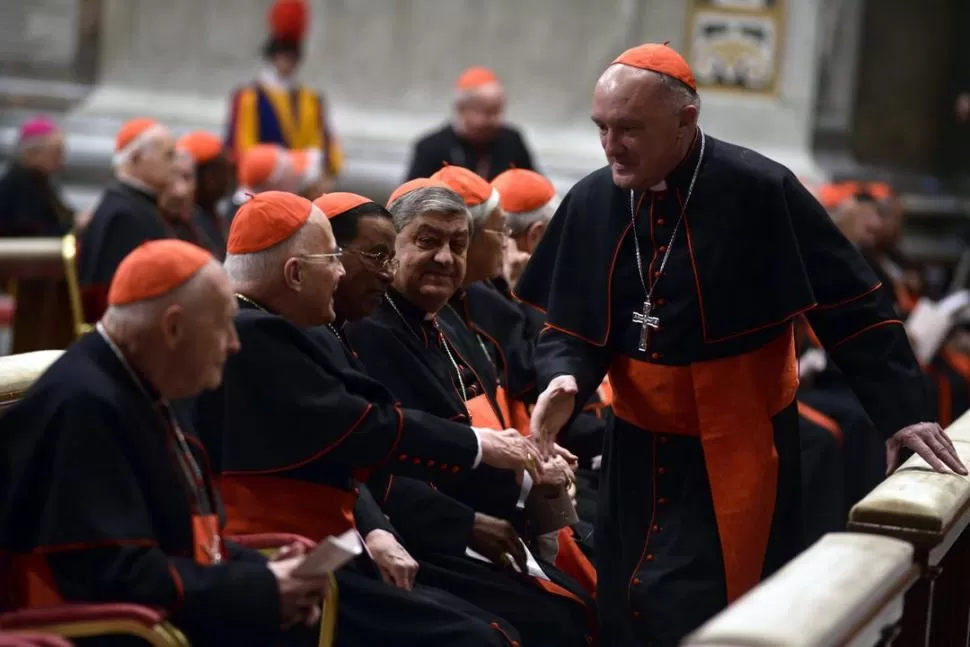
[531,376,579,459]
[886,422,967,476]
[267,552,329,629]
[469,512,527,573]
[551,444,579,471]
[478,428,541,474]
[365,529,418,591]
[534,456,574,490]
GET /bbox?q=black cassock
[405,124,535,181]
[445,283,602,550]
[514,133,931,646]
[186,298,518,646]
[77,181,172,321]
[0,163,72,237]
[0,333,291,647]
[344,290,595,647]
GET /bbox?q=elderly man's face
[164,262,240,398]
[456,87,505,144]
[292,213,346,325]
[394,210,469,313]
[465,205,507,284]
[159,155,196,222]
[592,66,696,190]
[134,131,177,192]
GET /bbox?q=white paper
[291,529,362,579]
[465,539,551,581]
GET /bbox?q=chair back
[0,350,64,415]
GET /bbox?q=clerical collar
[117,174,158,198]
[658,129,705,191]
[235,293,274,314]
[95,322,162,403]
[387,287,436,322]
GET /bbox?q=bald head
[117,126,176,193]
[224,205,345,327]
[103,260,239,399]
[592,64,700,190]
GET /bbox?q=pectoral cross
[632,300,660,352]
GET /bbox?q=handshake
[476,427,542,474]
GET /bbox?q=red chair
[0,633,74,647]
[0,535,317,645]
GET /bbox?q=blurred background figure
[224,0,342,189]
[228,143,293,218]
[158,148,213,250]
[491,168,560,287]
[177,130,233,258]
[289,148,330,199]
[0,117,72,237]
[77,117,176,322]
[406,67,536,181]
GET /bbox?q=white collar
[259,66,295,91]
[117,174,157,197]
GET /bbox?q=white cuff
[516,470,533,509]
[471,427,484,468]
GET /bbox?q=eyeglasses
[345,247,400,273]
[480,225,512,238]
[299,249,344,266]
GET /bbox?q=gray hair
[655,71,701,113]
[507,194,561,237]
[223,206,324,283]
[387,187,473,234]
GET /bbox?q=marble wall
[51,0,828,191]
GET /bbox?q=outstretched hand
[531,375,579,459]
[887,422,967,476]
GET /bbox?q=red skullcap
[108,240,212,306]
[227,190,314,254]
[491,169,557,214]
[613,43,697,91]
[386,178,450,208]
[313,192,374,220]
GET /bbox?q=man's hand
[531,375,579,458]
[478,428,541,473]
[503,237,531,286]
[533,456,574,492]
[887,422,968,476]
[365,529,418,591]
[267,553,329,629]
[469,512,528,573]
[551,444,579,470]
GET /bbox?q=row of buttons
[398,453,461,474]
[630,433,671,618]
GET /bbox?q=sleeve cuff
[471,427,484,469]
[516,471,533,509]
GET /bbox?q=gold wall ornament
[685,0,786,95]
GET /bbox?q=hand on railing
[887,422,968,476]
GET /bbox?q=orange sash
[796,401,843,446]
[608,328,798,603]
[466,393,504,430]
[555,526,597,598]
[192,514,223,566]
[494,386,532,436]
[218,475,357,541]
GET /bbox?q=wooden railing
[683,533,919,646]
[0,235,89,353]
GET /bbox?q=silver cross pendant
[632,300,660,352]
